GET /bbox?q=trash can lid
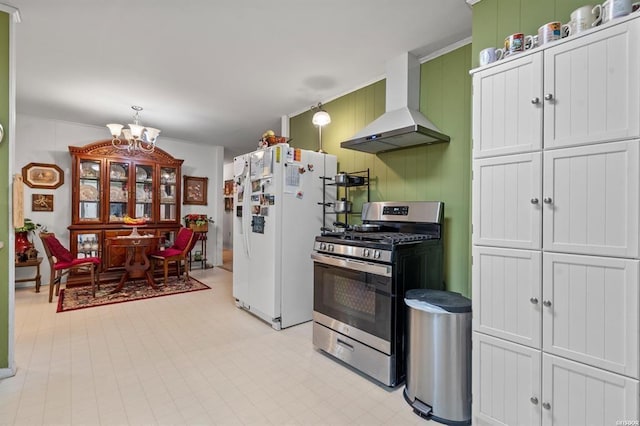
[405,289,471,313]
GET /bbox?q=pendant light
[312,102,331,153]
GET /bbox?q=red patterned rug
[57,276,211,312]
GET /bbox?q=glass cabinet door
[76,232,100,258]
[108,161,129,223]
[160,166,178,221]
[135,164,154,221]
[78,160,101,222]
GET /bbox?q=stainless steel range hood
[340,52,450,154]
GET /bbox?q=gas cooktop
[317,201,444,250]
[315,233,440,253]
[324,231,438,244]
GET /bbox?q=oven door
[311,252,393,354]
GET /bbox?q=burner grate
[347,232,437,244]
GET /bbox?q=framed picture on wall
[224,197,233,212]
[183,175,208,205]
[32,194,54,212]
[224,179,234,196]
[22,162,64,189]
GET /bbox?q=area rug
[57,276,211,312]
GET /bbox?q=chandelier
[106,106,161,153]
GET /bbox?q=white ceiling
[8,0,472,160]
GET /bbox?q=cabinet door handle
[542,402,551,410]
[542,300,552,307]
[530,198,539,204]
[530,397,539,405]
[543,197,553,204]
[531,97,540,104]
[544,93,554,101]
[530,297,539,304]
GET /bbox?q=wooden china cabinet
[68,139,183,281]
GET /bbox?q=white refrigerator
[232,144,336,329]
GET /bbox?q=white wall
[14,114,224,287]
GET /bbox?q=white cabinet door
[473,152,542,249]
[542,141,639,257]
[473,53,543,158]
[543,253,639,378]
[543,19,640,149]
[473,246,541,348]
[542,354,639,426]
[473,333,542,426]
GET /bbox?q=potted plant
[183,214,214,232]
[15,218,45,260]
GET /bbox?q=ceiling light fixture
[106,106,161,153]
[311,102,331,153]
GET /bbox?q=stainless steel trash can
[403,289,471,426]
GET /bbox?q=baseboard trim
[0,366,17,379]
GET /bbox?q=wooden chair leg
[90,267,95,298]
[55,274,61,297]
[163,260,169,285]
[48,274,55,303]
[184,258,190,282]
[49,271,62,303]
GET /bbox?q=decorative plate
[136,188,146,201]
[110,164,126,179]
[81,163,98,178]
[79,184,98,201]
[110,187,125,202]
[136,168,148,181]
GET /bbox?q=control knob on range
[374,250,381,259]
[320,243,327,250]
[328,244,335,252]
[363,249,370,257]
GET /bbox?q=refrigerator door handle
[241,167,251,258]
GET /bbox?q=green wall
[471,0,588,68]
[290,44,472,296]
[0,11,10,369]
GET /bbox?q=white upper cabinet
[473,18,640,157]
[542,140,639,257]
[473,53,543,158]
[543,20,640,149]
[473,152,542,249]
[543,253,639,378]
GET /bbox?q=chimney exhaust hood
[340,52,450,154]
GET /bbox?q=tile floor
[1,267,427,425]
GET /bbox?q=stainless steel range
[311,201,444,387]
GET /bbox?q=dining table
[107,234,163,292]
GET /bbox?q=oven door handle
[311,253,392,277]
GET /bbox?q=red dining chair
[39,232,101,303]
[149,227,196,285]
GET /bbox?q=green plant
[15,218,46,233]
